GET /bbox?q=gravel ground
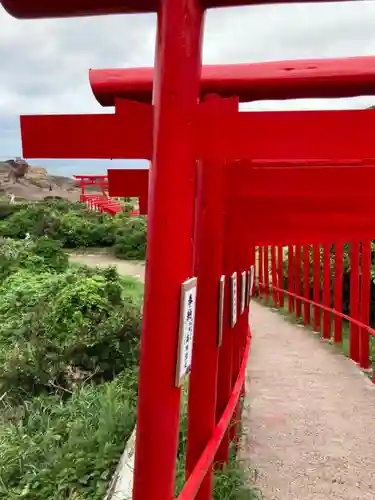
[242,301,375,500]
[69,254,145,282]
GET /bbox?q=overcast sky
[2,2,375,175]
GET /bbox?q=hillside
[0,160,81,202]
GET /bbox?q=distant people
[9,193,15,205]
[49,184,52,192]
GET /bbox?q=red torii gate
[4,3,375,500]
[74,174,108,198]
[89,55,375,106]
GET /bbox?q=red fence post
[132,2,204,499]
[271,245,278,307]
[278,245,285,308]
[263,245,270,301]
[350,241,360,363]
[258,246,263,299]
[295,245,302,318]
[230,218,248,451]
[322,243,331,340]
[186,157,224,499]
[303,245,311,325]
[215,213,235,466]
[313,244,321,332]
[333,243,343,343]
[288,245,294,313]
[359,241,371,370]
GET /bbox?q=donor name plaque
[175,277,197,387]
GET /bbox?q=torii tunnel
[7,0,375,489]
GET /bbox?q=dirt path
[69,253,145,282]
[242,301,375,500]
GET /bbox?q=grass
[0,370,138,500]
[174,388,261,500]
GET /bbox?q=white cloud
[1,2,375,173]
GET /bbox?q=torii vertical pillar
[133,3,204,500]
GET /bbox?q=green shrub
[0,266,142,400]
[0,201,147,256]
[114,216,147,260]
[0,371,137,500]
[0,248,143,498]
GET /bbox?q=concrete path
[69,253,145,282]
[242,301,375,500]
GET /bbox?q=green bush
[0,237,69,281]
[114,216,147,260]
[0,236,143,497]
[0,201,147,259]
[0,371,137,500]
[0,265,142,400]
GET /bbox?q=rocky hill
[0,159,81,202]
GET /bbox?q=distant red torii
[89,56,375,107]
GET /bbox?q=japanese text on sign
[218,275,225,347]
[231,272,237,327]
[175,277,197,387]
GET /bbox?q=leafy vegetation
[0,236,143,499]
[0,201,255,498]
[175,390,260,500]
[0,200,147,260]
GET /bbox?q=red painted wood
[187,95,238,499]
[107,168,149,214]
[271,246,278,307]
[359,241,371,370]
[349,242,361,363]
[229,218,246,452]
[186,158,223,498]
[22,108,375,163]
[295,245,302,317]
[322,243,331,340]
[132,1,204,499]
[177,330,251,500]
[197,109,375,161]
[287,246,294,313]
[258,247,264,299]
[0,0,354,19]
[303,245,311,325]
[215,214,235,466]
[263,246,270,301]
[227,164,375,246]
[333,243,344,343]
[313,245,321,332]
[89,56,375,106]
[278,246,285,308]
[21,101,152,159]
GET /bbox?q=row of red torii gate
[3,2,375,500]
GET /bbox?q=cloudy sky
[1,2,375,176]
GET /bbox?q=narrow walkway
[242,301,375,500]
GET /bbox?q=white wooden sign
[246,270,251,307]
[240,271,246,314]
[175,277,197,387]
[250,265,255,297]
[218,275,225,347]
[231,272,237,327]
